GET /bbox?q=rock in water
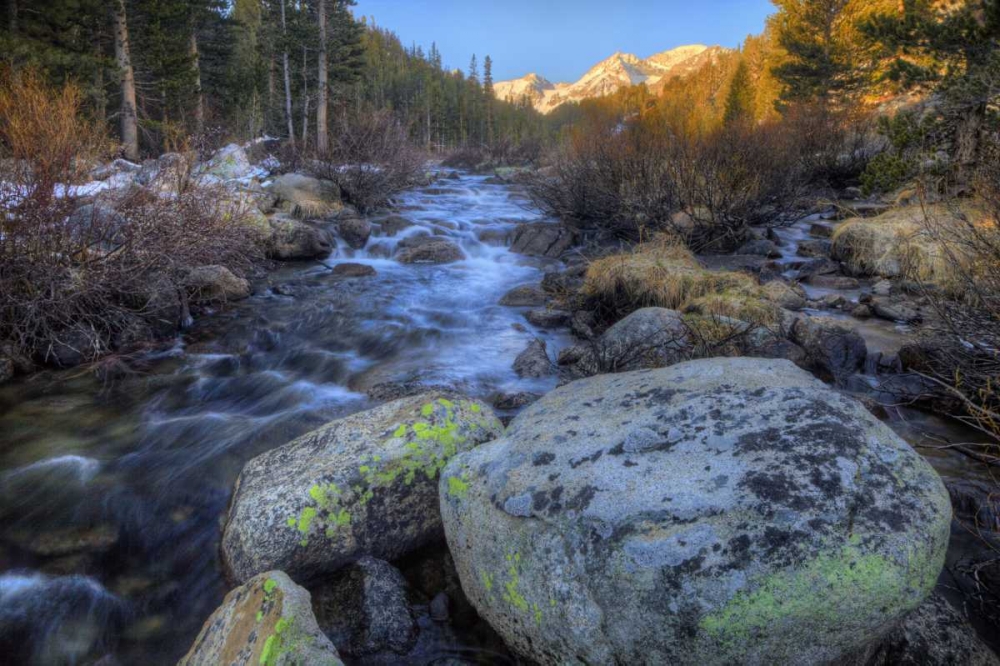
[222,393,503,583]
[439,358,951,666]
[268,215,335,261]
[178,571,341,666]
[394,236,466,264]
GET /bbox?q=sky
[352,0,776,83]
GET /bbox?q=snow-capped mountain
[494,45,726,114]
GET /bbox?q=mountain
[494,45,728,114]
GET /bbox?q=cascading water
[0,173,570,665]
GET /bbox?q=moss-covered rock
[178,571,341,666]
[222,393,503,583]
[440,358,951,665]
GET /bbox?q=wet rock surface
[440,358,951,665]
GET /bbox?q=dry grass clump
[583,236,780,325]
[831,204,979,292]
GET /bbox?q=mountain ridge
[495,45,728,114]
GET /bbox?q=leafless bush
[527,111,827,251]
[0,72,264,368]
[313,111,424,213]
[902,135,1000,459]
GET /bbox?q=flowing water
[0,176,995,664]
[0,174,569,665]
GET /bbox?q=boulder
[395,236,465,264]
[872,280,893,297]
[763,280,807,311]
[525,309,571,329]
[200,144,254,181]
[440,358,951,666]
[378,216,413,237]
[269,215,335,261]
[797,239,832,258]
[217,188,272,237]
[268,174,342,219]
[736,239,781,258]
[871,299,921,324]
[571,308,691,377]
[67,203,129,252]
[541,265,587,295]
[790,315,868,384]
[336,212,372,250]
[46,325,105,368]
[181,265,251,304]
[807,274,862,290]
[513,339,552,378]
[509,222,576,258]
[178,571,341,666]
[865,593,999,666]
[332,263,376,278]
[499,284,548,307]
[221,393,503,583]
[312,556,417,659]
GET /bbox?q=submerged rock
[332,263,376,278]
[312,556,417,659]
[178,570,341,666]
[222,393,503,583]
[440,358,951,666]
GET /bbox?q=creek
[0,174,993,664]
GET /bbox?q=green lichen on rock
[284,398,493,546]
[699,540,942,650]
[447,474,470,498]
[259,617,292,666]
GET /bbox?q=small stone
[499,285,548,307]
[429,592,450,622]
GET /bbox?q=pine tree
[724,58,756,125]
[113,0,139,159]
[771,0,859,106]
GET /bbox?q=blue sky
[352,0,776,82]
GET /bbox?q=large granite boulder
[178,570,341,666]
[440,358,951,665]
[222,393,503,583]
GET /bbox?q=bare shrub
[0,72,264,368]
[314,111,424,213]
[527,107,836,251]
[900,136,1000,459]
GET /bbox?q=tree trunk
[113,0,139,161]
[8,0,17,34]
[280,0,295,147]
[190,30,204,134]
[301,44,309,147]
[316,0,329,155]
